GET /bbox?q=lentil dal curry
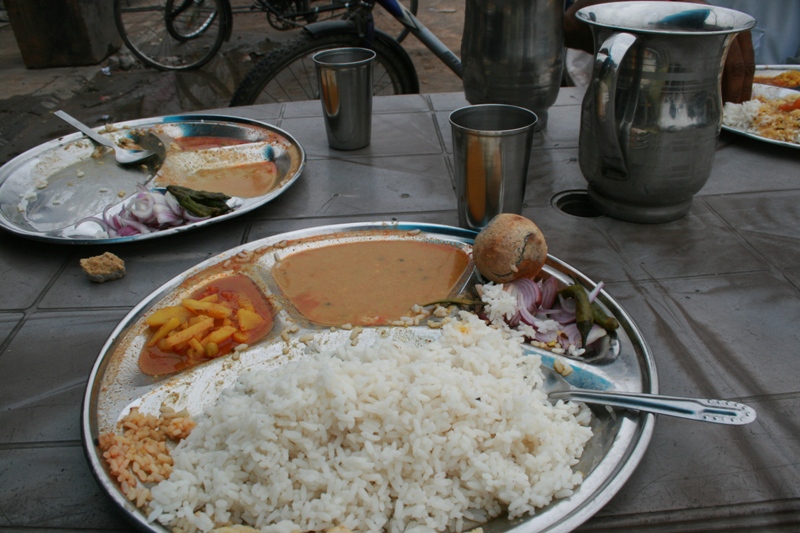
[272,239,471,326]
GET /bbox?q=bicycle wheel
[230,30,419,106]
[166,0,219,40]
[115,0,228,71]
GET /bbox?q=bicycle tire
[166,0,219,40]
[115,0,228,71]
[229,29,419,106]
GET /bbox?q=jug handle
[591,31,638,180]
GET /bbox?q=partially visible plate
[0,114,305,244]
[721,83,799,149]
[752,64,800,89]
[81,221,656,533]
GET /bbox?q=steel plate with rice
[722,73,800,149]
[0,115,305,244]
[82,222,656,533]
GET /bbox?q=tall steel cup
[577,2,755,223]
[461,0,563,130]
[313,48,375,151]
[450,104,538,230]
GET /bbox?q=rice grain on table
[146,312,592,533]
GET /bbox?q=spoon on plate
[54,110,155,165]
[541,366,757,425]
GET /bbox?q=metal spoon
[54,110,155,165]
[542,366,757,425]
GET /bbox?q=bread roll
[472,214,547,283]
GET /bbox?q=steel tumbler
[450,104,538,231]
[313,47,375,151]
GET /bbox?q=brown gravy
[168,161,279,199]
[272,240,470,326]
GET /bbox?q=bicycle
[114,0,418,71]
[229,0,463,105]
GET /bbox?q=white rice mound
[722,99,762,131]
[147,312,593,533]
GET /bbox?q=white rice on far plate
[722,85,800,145]
[146,312,593,533]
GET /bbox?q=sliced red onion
[586,324,607,346]
[480,276,612,358]
[129,193,155,221]
[517,292,539,326]
[549,295,576,324]
[561,323,582,347]
[587,281,604,303]
[510,277,542,311]
[540,276,560,309]
[535,328,559,344]
[77,187,214,237]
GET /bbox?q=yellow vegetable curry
[138,274,274,376]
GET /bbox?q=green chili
[167,185,233,218]
[558,284,593,346]
[591,301,620,332]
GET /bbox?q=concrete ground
[0,1,464,166]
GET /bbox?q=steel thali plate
[721,65,800,149]
[81,221,656,533]
[0,114,305,244]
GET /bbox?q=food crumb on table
[80,252,126,283]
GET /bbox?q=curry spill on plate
[97,215,620,533]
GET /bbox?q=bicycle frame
[234,0,351,28]
[374,0,462,77]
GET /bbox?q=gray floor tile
[701,132,800,196]
[0,233,68,310]
[39,222,248,309]
[527,201,768,284]
[704,190,800,269]
[0,445,129,529]
[244,155,455,221]
[598,395,800,518]
[281,112,442,159]
[0,312,22,348]
[0,310,128,434]
[247,211,462,243]
[608,272,800,398]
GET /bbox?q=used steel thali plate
[81,221,656,533]
[0,114,305,244]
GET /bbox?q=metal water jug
[577,2,755,223]
[461,0,564,129]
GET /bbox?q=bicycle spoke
[116,0,226,70]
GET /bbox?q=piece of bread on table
[80,252,126,283]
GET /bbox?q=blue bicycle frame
[366,0,463,77]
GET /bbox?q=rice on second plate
[146,312,593,533]
[723,94,800,144]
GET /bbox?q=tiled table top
[1,88,798,532]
